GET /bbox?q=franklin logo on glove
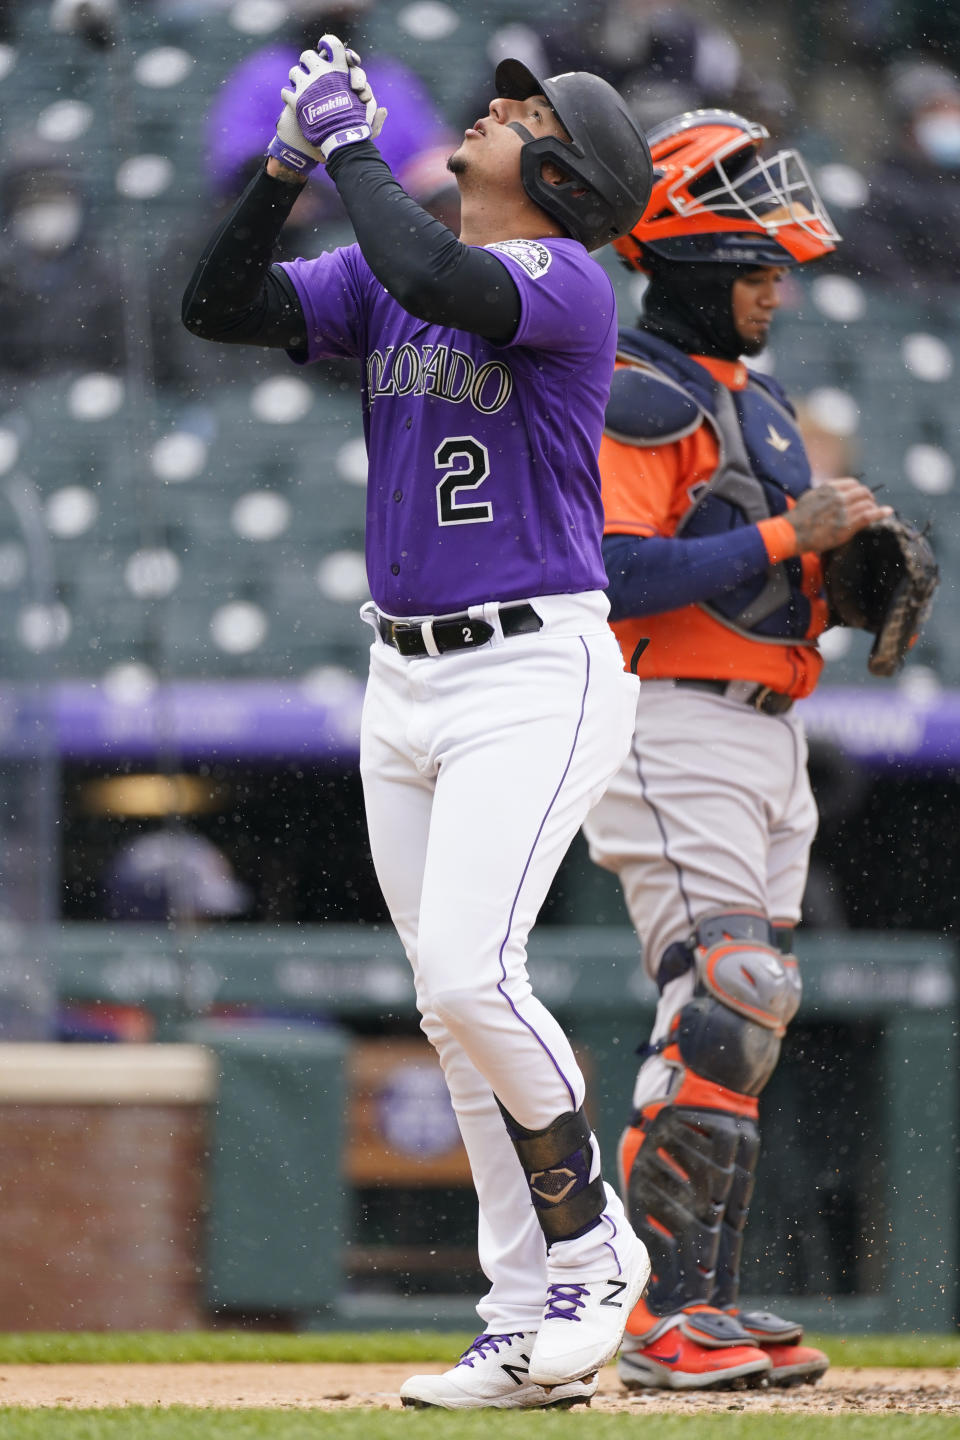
[265,34,387,172]
[304,94,351,123]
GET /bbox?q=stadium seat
[13,278,960,682]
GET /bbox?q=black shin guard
[625,1105,743,1315]
[499,1103,607,1244]
[626,916,796,1317]
[712,1115,760,1310]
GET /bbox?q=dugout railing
[31,922,959,1334]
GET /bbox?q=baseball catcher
[583,108,936,1395]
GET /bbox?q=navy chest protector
[607,327,816,642]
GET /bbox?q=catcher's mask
[614,109,839,272]
[495,59,654,252]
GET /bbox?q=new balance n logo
[501,1353,531,1386]
[600,1280,628,1307]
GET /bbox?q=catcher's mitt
[821,515,939,677]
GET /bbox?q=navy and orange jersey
[599,330,828,699]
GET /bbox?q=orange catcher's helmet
[615,109,840,272]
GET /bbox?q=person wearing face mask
[831,59,960,285]
[205,0,455,208]
[459,0,744,146]
[0,142,124,390]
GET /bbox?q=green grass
[0,1413,957,1440]
[0,1330,956,1368]
[0,1330,456,1365]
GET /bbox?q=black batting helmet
[495,59,654,252]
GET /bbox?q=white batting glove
[347,60,387,143]
[280,34,387,162]
[266,101,326,177]
[266,43,385,174]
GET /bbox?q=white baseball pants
[583,680,818,1111]
[359,591,639,1330]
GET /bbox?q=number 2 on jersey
[435,436,493,526]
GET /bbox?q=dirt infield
[0,1364,957,1412]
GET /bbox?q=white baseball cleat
[399,1331,598,1410]
[528,1227,652,1386]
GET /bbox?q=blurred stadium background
[0,0,957,1338]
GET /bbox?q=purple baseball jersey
[281,237,617,616]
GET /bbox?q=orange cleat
[618,1300,771,1390]
[727,1308,830,1387]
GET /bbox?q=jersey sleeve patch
[605,364,703,446]
[486,239,554,278]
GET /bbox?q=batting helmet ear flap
[517,135,619,246]
[495,60,654,251]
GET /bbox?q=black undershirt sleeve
[182,147,523,351]
[181,165,309,350]
[324,141,522,341]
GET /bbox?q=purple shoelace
[456,1332,525,1369]
[544,1283,589,1322]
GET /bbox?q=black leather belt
[674,678,795,716]
[376,602,543,657]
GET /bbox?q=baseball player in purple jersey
[183,36,654,1408]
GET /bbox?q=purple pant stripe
[495,636,592,1112]
[602,1215,623,1274]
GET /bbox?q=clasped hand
[267,33,386,175]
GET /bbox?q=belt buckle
[387,617,424,654]
[382,606,500,656]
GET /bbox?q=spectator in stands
[152,185,337,392]
[0,137,124,393]
[795,0,960,73]
[834,59,960,284]
[482,1,743,133]
[205,0,454,209]
[103,830,250,924]
[727,70,799,151]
